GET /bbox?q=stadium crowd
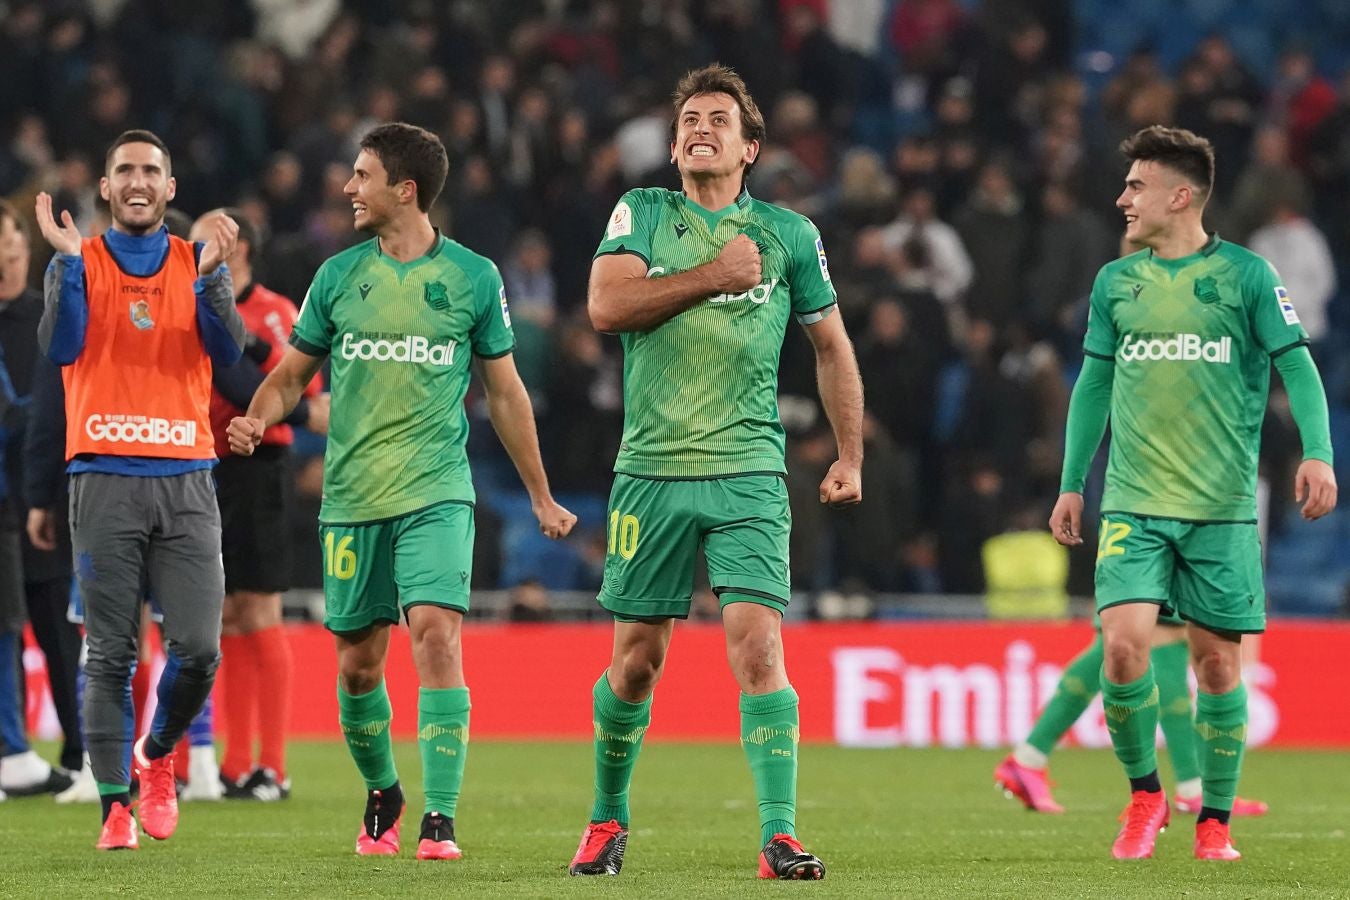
[2,0,1349,607]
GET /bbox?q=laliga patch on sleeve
[815,236,831,283]
[499,284,511,328]
[606,201,632,240]
[1275,286,1299,325]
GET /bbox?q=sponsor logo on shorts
[1119,333,1232,364]
[85,414,197,446]
[340,332,456,365]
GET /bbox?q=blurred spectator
[1026,180,1113,352]
[954,158,1029,327]
[1176,35,1263,196]
[1224,126,1311,242]
[1266,47,1338,168]
[879,185,973,307]
[502,227,556,321]
[937,456,1007,595]
[1101,48,1171,141]
[1248,200,1338,351]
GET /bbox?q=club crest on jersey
[129,299,154,330]
[1275,286,1299,325]
[815,237,831,282]
[424,281,450,311]
[1193,276,1221,305]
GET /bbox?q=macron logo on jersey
[85,414,197,446]
[340,332,457,366]
[1119,333,1233,364]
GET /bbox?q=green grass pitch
[2,742,1347,898]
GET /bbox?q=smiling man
[1049,126,1337,861]
[34,129,245,851]
[228,122,575,861]
[566,64,863,881]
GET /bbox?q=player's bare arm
[475,353,577,539]
[588,234,761,333]
[1049,492,1085,546]
[1294,459,1337,520]
[805,311,863,507]
[228,344,325,456]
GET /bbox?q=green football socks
[1152,640,1202,783]
[418,686,471,817]
[1195,683,1248,812]
[1102,665,1160,780]
[1024,634,1105,757]
[338,681,398,791]
[589,672,651,827]
[741,686,800,845]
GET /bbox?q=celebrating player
[1049,126,1336,861]
[35,129,245,849]
[228,122,575,860]
[566,64,863,881]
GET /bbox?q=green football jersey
[595,187,837,478]
[1084,235,1308,522]
[290,234,514,524]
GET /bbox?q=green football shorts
[598,473,791,620]
[1094,512,1265,634]
[320,501,475,633]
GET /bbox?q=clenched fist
[227,416,267,456]
[709,234,762,294]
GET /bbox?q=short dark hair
[359,122,449,213]
[1120,125,1215,204]
[0,199,28,240]
[670,63,766,175]
[105,129,172,174]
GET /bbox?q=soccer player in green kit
[566,65,863,881]
[1049,126,1337,861]
[228,123,576,860]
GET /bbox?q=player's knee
[1190,647,1241,693]
[169,645,222,677]
[83,653,135,685]
[338,664,383,696]
[612,651,665,696]
[1101,633,1149,682]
